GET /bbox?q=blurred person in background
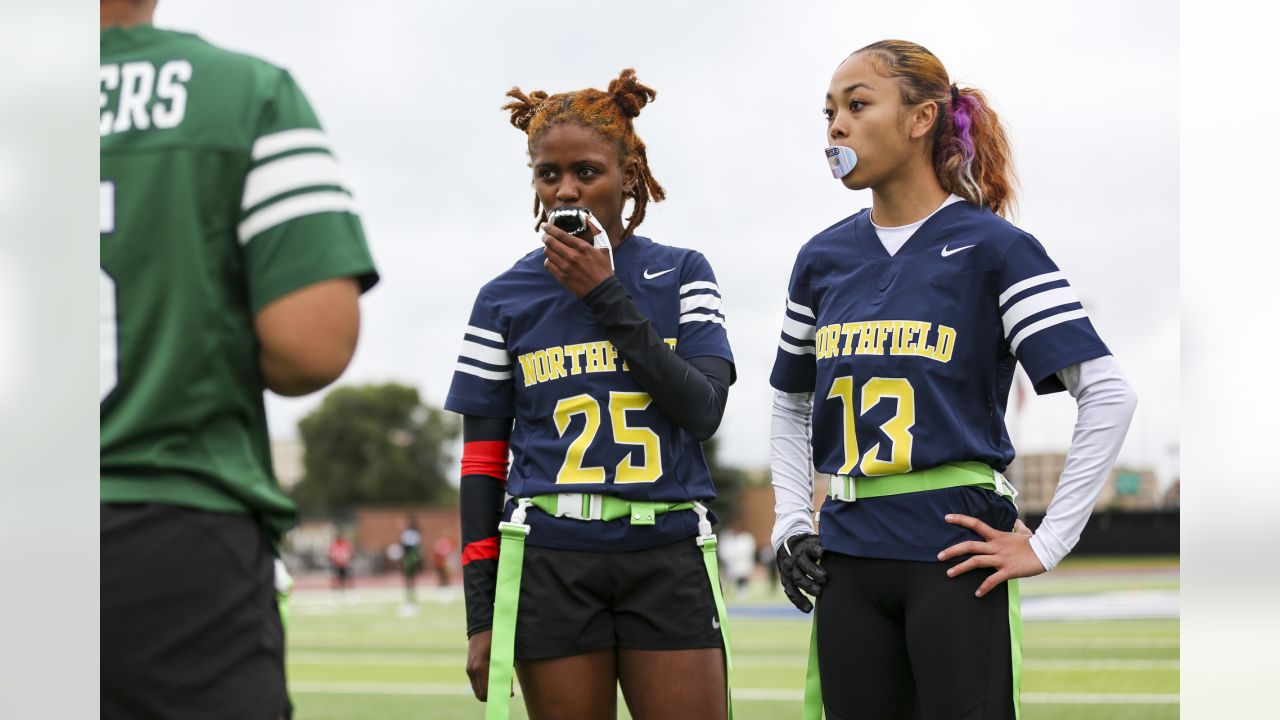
[327,532,355,601]
[398,517,423,615]
[720,525,756,597]
[99,1,378,718]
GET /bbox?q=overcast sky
[156,0,1179,484]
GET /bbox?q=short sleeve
[675,251,736,381]
[239,70,378,313]
[769,253,818,393]
[444,288,516,418]
[996,234,1110,394]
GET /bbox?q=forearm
[460,415,512,637]
[770,389,817,552]
[582,276,730,440]
[1030,356,1138,571]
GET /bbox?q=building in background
[1006,452,1163,513]
[271,437,304,492]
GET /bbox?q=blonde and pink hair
[854,40,1018,217]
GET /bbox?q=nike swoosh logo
[940,244,976,257]
[643,267,676,279]
[712,617,721,630]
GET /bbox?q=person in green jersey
[99,1,379,718]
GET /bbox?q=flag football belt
[485,494,735,720]
[803,462,1018,720]
[827,460,1018,503]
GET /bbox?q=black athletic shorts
[514,536,726,660]
[815,551,1019,720]
[101,503,291,720]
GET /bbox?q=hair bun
[502,87,550,132]
[608,68,656,119]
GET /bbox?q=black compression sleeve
[460,415,512,637]
[582,276,732,440]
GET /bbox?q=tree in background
[703,435,749,528]
[291,383,459,511]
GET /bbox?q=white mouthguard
[825,145,858,179]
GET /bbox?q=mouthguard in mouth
[825,145,857,179]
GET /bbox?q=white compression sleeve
[1028,355,1139,571]
[770,389,816,552]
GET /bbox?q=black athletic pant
[816,552,1018,720]
[101,504,290,720]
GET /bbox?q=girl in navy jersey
[769,40,1138,719]
[445,69,735,720]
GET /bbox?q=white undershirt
[871,194,966,256]
[768,355,1138,572]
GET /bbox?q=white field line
[289,653,1177,672]
[1022,639,1179,648]
[289,682,1179,704]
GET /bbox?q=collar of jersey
[853,201,969,260]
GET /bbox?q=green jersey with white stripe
[99,25,378,541]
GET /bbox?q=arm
[1029,354,1139,570]
[770,389,816,551]
[941,354,1138,595]
[460,414,513,701]
[254,277,361,396]
[582,276,730,440]
[769,389,827,612]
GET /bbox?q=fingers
[467,665,488,701]
[779,575,814,613]
[801,541,825,560]
[793,552,828,586]
[945,553,998,578]
[541,233,575,264]
[937,540,993,562]
[1013,519,1033,537]
[944,513,999,540]
[976,569,1012,598]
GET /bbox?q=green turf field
[286,556,1178,719]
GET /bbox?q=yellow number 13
[552,392,663,484]
[827,376,916,476]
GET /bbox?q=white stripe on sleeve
[242,152,345,210]
[679,312,726,326]
[237,191,355,245]
[459,340,511,367]
[464,325,505,344]
[1002,286,1081,338]
[679,280,719,295]
[454,363,513,382]
[786,297,815,319]
[680,293,723,314]
[998,271,1065,306]
[778,338,817,356]
[782,315,816,342]
[1009,308,1089,354]
[251,128,332,160]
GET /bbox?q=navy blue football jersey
[445,235,735,551]
[770,201,1110,561]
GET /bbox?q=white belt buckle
[555,493,604,521]
[993,470,1018,499]
[830,475,857,502]
[556,493,585,520]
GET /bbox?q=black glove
[777,532,827,613]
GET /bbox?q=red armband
[461,440,510,482]
[461,536,500,565]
